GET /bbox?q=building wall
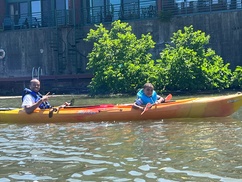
[113,10,242,69]
[0,0,6,27]
[0,10,241,80]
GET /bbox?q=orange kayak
[0,93,242,123]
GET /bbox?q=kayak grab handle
[98,108,123,112]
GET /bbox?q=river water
[1,95,242,181]
[1,113,242,181]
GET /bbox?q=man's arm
[22,94,49,114]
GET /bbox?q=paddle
[49,98,75,118]
[69,98,75,106]
[141,103,152,115]
[141,94,172,115]
[165,94,172,102]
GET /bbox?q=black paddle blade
[49,107,58,118]
[49,109,54,118]
[70,98,75,106]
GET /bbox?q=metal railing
[173,0,242,15]
[80,0,242,24]
[81,1,157,24]
[1,0,242,31]
[0,10,74,31]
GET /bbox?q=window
[56,0,66,25]
[121,0,139,19]
[110,0,120,20]
[31,1,41,26]
[20,2,28,17]
[140,0,156,18]
[89,0,104,23]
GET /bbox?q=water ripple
[0,118,242,181]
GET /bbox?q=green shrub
[85,20,156,95]
[231,66,242,89]
[156,25,232,91]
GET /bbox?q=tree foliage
[156,25,232,91]
[85,20,156,95]
[85,23,234,95]
[231,66,242,89]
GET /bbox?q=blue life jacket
[136,89,158,105]
[22,88,51,109]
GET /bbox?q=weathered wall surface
[0,1,6,26]
[0,10,241,79]
[0,28,57,77]
[127,10,242,69]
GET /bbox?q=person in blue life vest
[133,83,165,110]
[22,79,69,114]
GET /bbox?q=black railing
[0,10,74,31]
[1,12,43,31]
[174,0,242,15]
[81,1,157,24]
[1,0,242,31]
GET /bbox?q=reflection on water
[0,116,242,181]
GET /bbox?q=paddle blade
[49,108,54,118]
[165,94,172,102]
[141,103,152,115]
[48,107,58,118]
[70,98,75,106]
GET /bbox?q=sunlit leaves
[85,20,156,95]
[231,66,242,88]
[85,23,234,94]
[157,25,232,91]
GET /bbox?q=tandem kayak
[0,93,242,123]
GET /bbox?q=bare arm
[24,93,50,114]
[133,102,144,110]
[156,94,172,104]
[156,96,165,104]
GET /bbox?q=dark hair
[143,83,154,89]
[30,78,40,85]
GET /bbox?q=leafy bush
[85,20,156,95]
[231,66,242,89]
[85,22,233,95]
[156,25,232,91]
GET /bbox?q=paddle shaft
[141,94,173,115]
[49,98,75,118]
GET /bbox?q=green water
[0,93,242,181]
[1,117,242,181]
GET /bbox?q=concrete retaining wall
[0,10,241,79]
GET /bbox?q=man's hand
[41,92,50,102]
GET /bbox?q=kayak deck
[0,93,242,123]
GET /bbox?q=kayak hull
[0,93,242,123]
